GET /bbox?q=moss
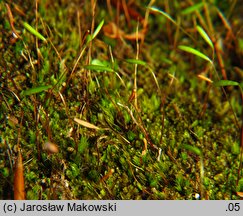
[0,0,242,200]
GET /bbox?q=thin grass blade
[23,22,46,42]
[74,118,100,130]
[196,26,214,50]
[84,64,114,72]
[125,58,147,66]
[92,19,104,40]
[148,7,177,25]
[149,6,196,42]
[213,80,239,87]
[181,2,204,15]
[21,85,52,96]
[181,144,202,156]
[178,45,212,63]
[87,19,104,42]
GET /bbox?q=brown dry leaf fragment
[14,149,26,200]
[236,192,243,198]
[74,117,100,130]
[103,22,125,39]
[197,74,213,83]
[123,30,145,41]
[103,22,145,41]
